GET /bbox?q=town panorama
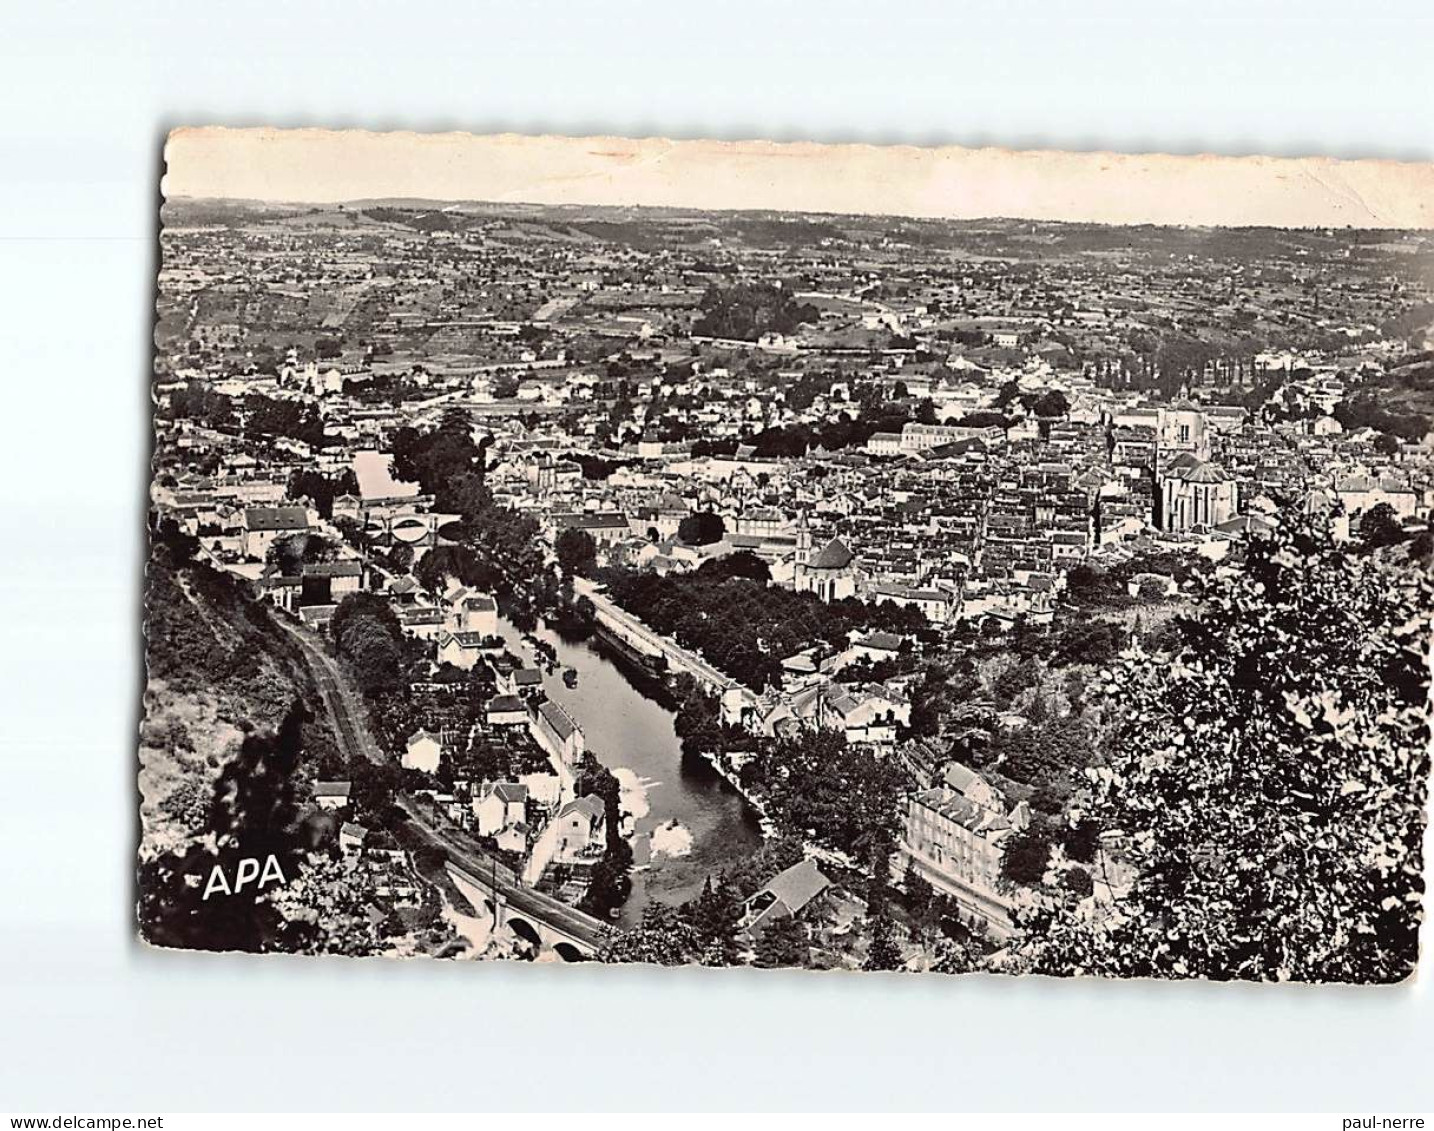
[142,198,1433,981]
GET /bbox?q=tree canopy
[677,511,726,546]
[693,282,819,341]
[555,527,598,578]
[330,593,407,696]
[1017,517,1432,983]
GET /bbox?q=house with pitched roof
[535,699,584,765]
[817,683,910,746]
[397,604,446,641]
[1335,471,1418,518]
[241,505,310,560]
[436,630,487,671]
[338,821,368,855]
[502,666,545,697]
[449,591,499,637]
[313,780,352,811]
[742,858,832,936]
[552,795,607,864]
[850,631,905,665]
[869,582,957,624]
[485,693,529,728]
[472,782,530,851]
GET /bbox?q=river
[495,614,763,927]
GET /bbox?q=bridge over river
[281,613,614,960]
[400,800,614,960]
[446,859,610,961]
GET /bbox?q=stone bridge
[446,860,610,962]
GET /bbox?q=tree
[693,282,819,341]
[138,703,312,952]
[862,913,903,971]
[902,860,937,942]
[555,528,598,578]
[600,903,699,966]
[1373,431,1401,458]
[1018,516,1432,983]
[1358,502,1406,550]
[1001,827,1053,886]
[261,852,387,956]
[1063,817,1101,864]
[753,913,810,969]
[677,511,726,546]
[152,515,198,563]
[1032,390,1070,418]
[930,936,980,975]
[581,839,634,918]
[696,550,770,584]
[288,468,358,520]
[266,532,334,577]
[955,410,1015,430]
[576,755,632,917]
[330,593,406,695]
[687,876,743,965]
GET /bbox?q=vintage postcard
[142,128,1433,980]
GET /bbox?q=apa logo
[201,854,288,901]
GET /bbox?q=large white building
[898,763,1030,936]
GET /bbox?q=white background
[2,0,1432,1113]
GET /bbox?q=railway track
[278,618,384,764]
[278,614,611,950]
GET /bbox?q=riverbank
[494,611,764,926]
[679,743,778,839]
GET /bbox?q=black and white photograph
[7,1,1434,1117]
[140,128,1431,982]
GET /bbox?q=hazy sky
[164,128,1434,229]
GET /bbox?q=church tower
[795,509,812,567]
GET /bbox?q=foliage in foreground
[1015,517,1432,983]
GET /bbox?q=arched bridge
[446,859,611,962]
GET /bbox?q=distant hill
[163,195,1434,261]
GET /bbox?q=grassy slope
[139,544,339,861]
